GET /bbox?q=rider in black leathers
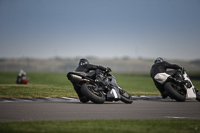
[16,70,29,84]
[150,57,189,99]
[73,58,111,103]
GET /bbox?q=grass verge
[0,72,161,98]
[0,120,200,133]
[0,72,200,98]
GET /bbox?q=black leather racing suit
[150,61,182,97]
[73,64,107,101]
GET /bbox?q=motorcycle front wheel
[119,89,133,104]
[164,82,186,102]
[81,83,105,104]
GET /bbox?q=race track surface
[0,97,200,121]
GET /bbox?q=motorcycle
[67,70,133,104]
[164,69,197,102]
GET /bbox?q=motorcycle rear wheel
[164,82,186,102]
[119,89,133,104]
[81,83,105,104]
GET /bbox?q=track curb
[0,96,164,102]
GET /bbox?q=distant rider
[16,69,29,84]
[150,57,190,99]
[73,58,111,103]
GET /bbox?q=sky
[0,0,200,60]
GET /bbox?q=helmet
[19,69,26,76]
[79,58,90,66]
[154,57,164,64]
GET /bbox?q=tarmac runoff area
[0,96,200,121]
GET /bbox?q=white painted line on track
[166,116,187,119]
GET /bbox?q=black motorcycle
[164,69,197,102]
[67,70,133,104]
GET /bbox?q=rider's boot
[79,96,89,103]
[161,91,168,99]
[95,79,110,92]
[95,79,108,86]
[95,70,108,86]
[73,84,89,103]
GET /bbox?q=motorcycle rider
[16,69,29,84]
[73,58,111,103]
[150,57,190,99]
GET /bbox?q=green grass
[0,71,159,98]
[1,72,200,98]
[0,120,200,133]
[0,72,76,98]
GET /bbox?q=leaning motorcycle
[164,69,197,102]
[67,70,133,104]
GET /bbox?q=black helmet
[79,58,90,66]
[154,57,164,64]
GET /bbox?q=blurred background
[0,0,200,72]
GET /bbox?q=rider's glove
[178,67,184,73]
[106,67,112,72]
[98,66,107,71]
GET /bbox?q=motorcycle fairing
[106,88,121,101]
[183,72,196,99]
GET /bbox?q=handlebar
[178,67,186,74]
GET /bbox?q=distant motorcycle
[16,70,29,84]
[67,70,133,104]
[164,69,197,102]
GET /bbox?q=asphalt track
[0,97,200,121]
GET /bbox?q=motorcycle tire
[81,83,105,104]
[164,82,186,102]
[119,89,133,104]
